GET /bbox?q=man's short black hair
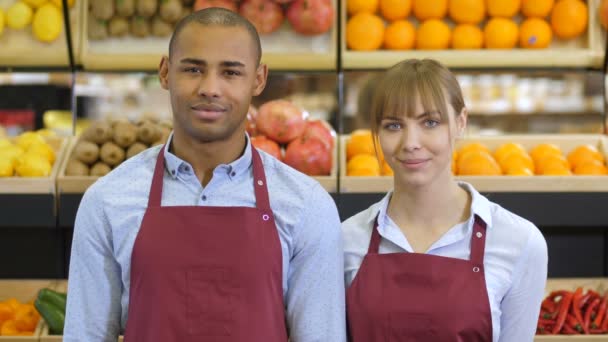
[169,8,262,65]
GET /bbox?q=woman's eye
[424,120,439,128]
[383,122,401,130]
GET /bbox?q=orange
[536,154,571,175]
[550,0,588,40]
[347,130,375,160]
[484,18,519,49]
[494,142,527,164]
[541,164,572,175]
[449,0,486,24]
[380,0,411,21]
[500,152,535,174]
[457,151,502,175]
[522,0,554,18]
[384,20,416,50]
[573,160,608,175]
[452,24,484,49]
[348,0,379,15]
[0,303,13,322]
[346,13,385,51]
[567,145,605,169]
[601,0,608,30]
[458,142,491,158]
[505,163,534,176]
[4,299,20,312]
[530,143,563,163]
[14,305,38,332]
[347,154,381,176]
[519,18,552,48]
[487,0,521,18]
[0,319,19,336]
[416,19,451,49]
[413,0,448,20]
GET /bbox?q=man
[64,8,345,342]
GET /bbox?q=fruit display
[0,130,61,178]
[34,288,65,335]
[344,129,392,176]
[345,0,589,51]
[64,119,171,176]
[0,297,40,336]
[0,0,72,43]
[87,0,333,40]
[247,99,335,176]
[537,287,608,335]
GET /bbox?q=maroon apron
[124,145,288,342]
[346,214,493,341]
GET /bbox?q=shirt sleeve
[64,184,122,342]
[498,228,548,341]
[285,183,347,342]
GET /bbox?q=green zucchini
[37,288,67,312]
[34,298,65,335]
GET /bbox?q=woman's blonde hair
[370,59,465,139]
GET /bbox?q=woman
[342,59,548,341]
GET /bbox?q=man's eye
[225,70,241,76]
[184,67,200,73]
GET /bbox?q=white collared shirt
[342,182,548,342]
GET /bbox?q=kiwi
[91,0,115,20]
[136,0,158,18]
[74,141,100,165]
[88,14,108,40]
[159,120,173,129]
[116,0,135,17]
[90,162,112,177]
[127,142,148,159]
[109,17,129,37]
[130,16,151,38]
[152,16,172,37]
[113,122,138,148]
[137,122,161,144]
[159,0,182,23]
[100,142,126,167]
[83,121,112,144]
[65,159,89,176]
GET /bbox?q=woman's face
[378,94,465,188]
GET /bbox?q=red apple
[287,0,334,36]
[256,100,307,144]
[239,0,285,35]
[251,135,282,160]
[284,136,332,175]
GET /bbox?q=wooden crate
[535,278,608,341]
[57,136,339,194]
[0,136,69,195]
[341,0,603,69]
[0,0,82,68]
[79,0,337,71]
[340,134,608,193]
[0,280,63,341]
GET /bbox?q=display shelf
[0,0,82,68]
[341,0,603,70]
[79,0,337,71]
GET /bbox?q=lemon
[0,145,25,166]
[0,139,12,148]
[22,0,49,8]
[32,3,63,42]
[16,132,45,150]
[6,2,34,30]
[26,142,55,164]
[15,153,52,177]
[0,158,14,177]
[50,0,74,8]
[0,9,5,37]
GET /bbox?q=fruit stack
[346,0,588,51]
[0,130,60,178]
[455,141,608,176]
[0,297,40,336]
[345,130,392,176]
[0,0,73,43]
[64,119,171,176]
[247,99,335,176]
[88,0,333,40]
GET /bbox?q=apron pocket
[186,266,241,336]
[388,312,439,341]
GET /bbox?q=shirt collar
[163,132,253,180]
[366,182,493,229]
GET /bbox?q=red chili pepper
[584,298,601,332]
[592,295,607,329]
[579,293,592,309]
[552,291,574,334]
[539,318,555,325]
[590,328,605,334]
[601,303,608,331]
[566,314,583,332]
[542,297,557,313]
[571,288,587,333]
[562,323,579,334]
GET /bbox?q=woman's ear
[456,107,468,138]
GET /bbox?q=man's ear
[159,56,170,90]
[252,63,268,96]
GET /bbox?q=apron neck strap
[148,143,271,211]
[368,215,382,254]
[469,215,488,266]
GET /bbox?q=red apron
[346,215,493,341]
[124,145,288,342]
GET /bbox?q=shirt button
[202,195,207,201]
[231,172,236,177]
[184,166,190,172]
[171,170,176,176]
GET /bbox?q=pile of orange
[453,141,608,176]
[346,130,393,176]
[0,298,40,336]
[346,0,588,51]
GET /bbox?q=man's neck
[170,130,247,186]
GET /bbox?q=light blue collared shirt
[342,182,548,342]
[65,134,346,342]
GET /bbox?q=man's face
[159,24,267,143]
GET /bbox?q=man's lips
[191,104,226,120]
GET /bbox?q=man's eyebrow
[221,61,246,68]
[179,58,206,65]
